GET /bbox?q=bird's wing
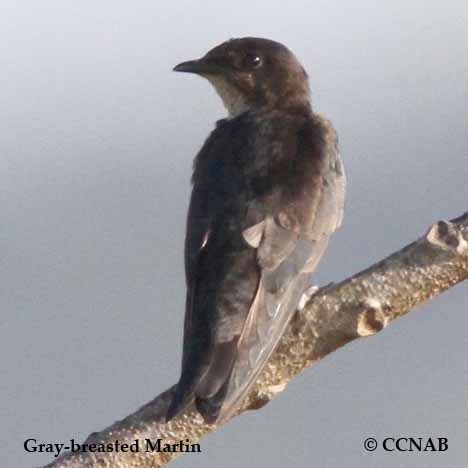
[216,140,346,422]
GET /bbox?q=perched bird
[167,37,346,423]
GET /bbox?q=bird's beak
[173,58,222,75]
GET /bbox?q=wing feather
[211,147,346,421]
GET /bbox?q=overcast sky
[1,1,468,467]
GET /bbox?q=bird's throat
[205,75,250,118]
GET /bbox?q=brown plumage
[166,37,346,423]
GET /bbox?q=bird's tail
[195,377,230,424]
[166,374,232,423]
[166,340,237,422]
[166,379,195,421]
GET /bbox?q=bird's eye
[243,53,262,69]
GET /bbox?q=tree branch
[43,212,468,468]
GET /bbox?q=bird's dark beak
[173,58,222,75]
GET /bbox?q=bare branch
[43,212,468,468]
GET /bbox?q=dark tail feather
[167,377,229,423]
[168,340,237,422]
[166,382,195,422]
[195,375,231,424]
[166,337,211,421]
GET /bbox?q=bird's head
[174,37,311,117]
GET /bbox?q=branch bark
[43,212,468,468]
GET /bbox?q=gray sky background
[1,1,468,467]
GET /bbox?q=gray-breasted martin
[166,37,346,423]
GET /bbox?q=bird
[166,37,346,423]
